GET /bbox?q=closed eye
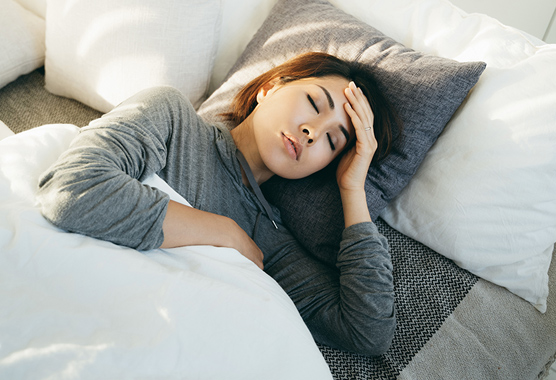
[327,133,336,151]
[307,95,319,114]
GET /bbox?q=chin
[266,159,324,181]
[275,169,312,180]
[270,168,301,180]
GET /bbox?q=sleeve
[37,86,196,250]
[263,221,395,357]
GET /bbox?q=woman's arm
[162,200,264,269]
[262,220,395,357]
[38,86,265,267]
[339,188,372,227]
[38,87,202,250]
[276,81,393,355]
[336,81,378,227]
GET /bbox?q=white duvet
[0,123,332,379]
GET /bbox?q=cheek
[307,146,335,171]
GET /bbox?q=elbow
[363,330,395,357]
[37,182,79,232]
[344,287,396,357]
[309,304,396,357]
[37,168,88,233]
[352,312,396,357]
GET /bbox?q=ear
[256,77,281,103]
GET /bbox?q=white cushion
[0,124,333,379]
[332,0,556,312]
[45,0,222,113]
[13,0,46,18]
[0,0,45,90]
[210,0,278,93]
[212,0,555,312]
[0,121,15,141]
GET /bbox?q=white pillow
[0,0,45,90]
[210,0,278,93]
[211,0,555,312]
[331,0,556,312]
[13,0,46,18]
[45,0,222,113]
[0,121,15,141]
[0,124,333,379]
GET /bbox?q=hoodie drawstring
[235,150,278,230]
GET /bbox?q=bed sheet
[0,124,333,379]
[0,75,554,378]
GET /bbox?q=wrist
[161,201,244,249]
[340,188,371,227]
[339,185,365,197]
[222,217,247,251]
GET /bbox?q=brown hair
[222,52,402,163]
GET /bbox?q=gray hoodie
[37,86,395,356]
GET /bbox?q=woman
[38,52,400,356]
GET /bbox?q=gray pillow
[197,0,486,265]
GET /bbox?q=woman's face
[252,76,356,179]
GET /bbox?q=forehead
[300,76,355,139]
[295,75,350,92]
[296,76,351,113]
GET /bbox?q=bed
[1,0,555,379]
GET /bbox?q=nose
[302,128,314,145]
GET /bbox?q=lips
[282,133,302,161]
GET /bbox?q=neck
[230,115,274,186]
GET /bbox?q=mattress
[1,69,555,380]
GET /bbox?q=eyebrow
[339,125,351,143]
[317,85,335,110]
[317,84,352,145]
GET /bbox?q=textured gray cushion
[197,0,486,263]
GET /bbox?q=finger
[348,81,367,119]
[254,248,264,269]
[348,82,373,126]
[345,86,373,139]
[345,98,378,161]
[358,88,374,128]
[344,99,372,148]
[345,105,376,159]
[251,252,264,270]
[344,101,366,141]
[346,90,377,159]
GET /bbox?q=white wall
[449,0,556,43]
[545,10,556,42]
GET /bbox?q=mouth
[282,133,302,161]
